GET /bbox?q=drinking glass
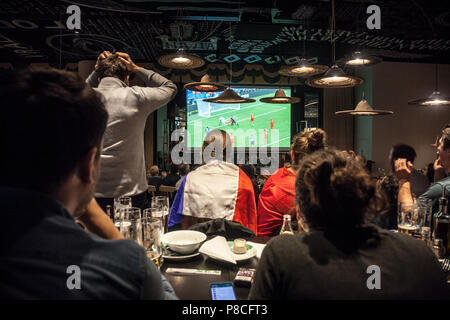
[118,207,142,244]
[114,196,132,223]
[397,202,419,236]
[418,198,432,229]
[151,196,169,233]
[142,217,164,269]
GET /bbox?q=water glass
[142,217,164,268]
[418,198,432,229]
[397,202,419,236]
[151,196,169,232]
[114,196,132,223]
[118,207,142,244]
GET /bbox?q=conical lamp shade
[341,51,382,67]
[306,64,364,88]
[158,48,205,69]
[335,99,393,116]
[184,74,227,92]
[279,58,329,77]
[203,88,255,104]
[260,89,301,104]
[408,91,450,106]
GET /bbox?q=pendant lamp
[306,0,364,88]
[184,74,227,92]
[260,89,300,104]
[157,48,205,69]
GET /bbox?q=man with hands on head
[86,51,178,212]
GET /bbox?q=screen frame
[185,84,296,154]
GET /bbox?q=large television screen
[186,87,291,148]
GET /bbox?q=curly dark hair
[295,149,383,233]
[291,128,327,170]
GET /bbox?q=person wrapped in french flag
[168,130,257,233]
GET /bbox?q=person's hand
[394,158,413,181]
[115,52,140,73]
[433,156,443,171]
[433,156,446,182]
[95,50,111,70]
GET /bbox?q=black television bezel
[184,84,297,154]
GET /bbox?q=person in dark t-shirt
[249,149,448,300]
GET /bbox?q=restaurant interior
[1,0,449,302]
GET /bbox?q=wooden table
[161,237,270,300]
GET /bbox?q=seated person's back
[257,129,327,236]
[168,130,257,232]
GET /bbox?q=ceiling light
[157,48,205,69]
[408,65,450,106]
[279,58,328,77]
[306,0,364,88]
[306,64,364,88]
[408,90,450,106]
[260,89,301,104]
[342,51,382,67]
[203,88,255,104]
[184,74,227,92]
[335,96,393,116]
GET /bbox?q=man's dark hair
[169,163,179,175]
[97,54,130,81]
[179,163,190,176]
[390,144,416,171]
[0,68,108,194]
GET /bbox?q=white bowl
[162,230,207,254]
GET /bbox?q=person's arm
[139,249,178,300]
[248,240,281,300]
[394,158,415,204]
[77,198,123,240]
[117,52,177,112]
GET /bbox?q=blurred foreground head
[0,68,108,211]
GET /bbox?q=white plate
[163,250,201,261]
[227,241,257,261]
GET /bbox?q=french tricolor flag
[168,160,257,233]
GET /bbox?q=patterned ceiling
[1,0,449,68]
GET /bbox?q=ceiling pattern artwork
[1,0,449,71]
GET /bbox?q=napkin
[246,241,266,259]
[199,236,237,264]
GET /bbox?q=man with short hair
[0,68,176,299]
[418,127,450,211]
[86,51,177,211]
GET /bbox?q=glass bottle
[106,205,112,221]
[432,188,449,255]
[280,214,294,235]
[432,239,445,259]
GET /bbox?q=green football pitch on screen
[186,87,292,148]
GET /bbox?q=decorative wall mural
[0,0,448,66]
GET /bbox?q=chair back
[159,185,177,204]
[147,185,157,197]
